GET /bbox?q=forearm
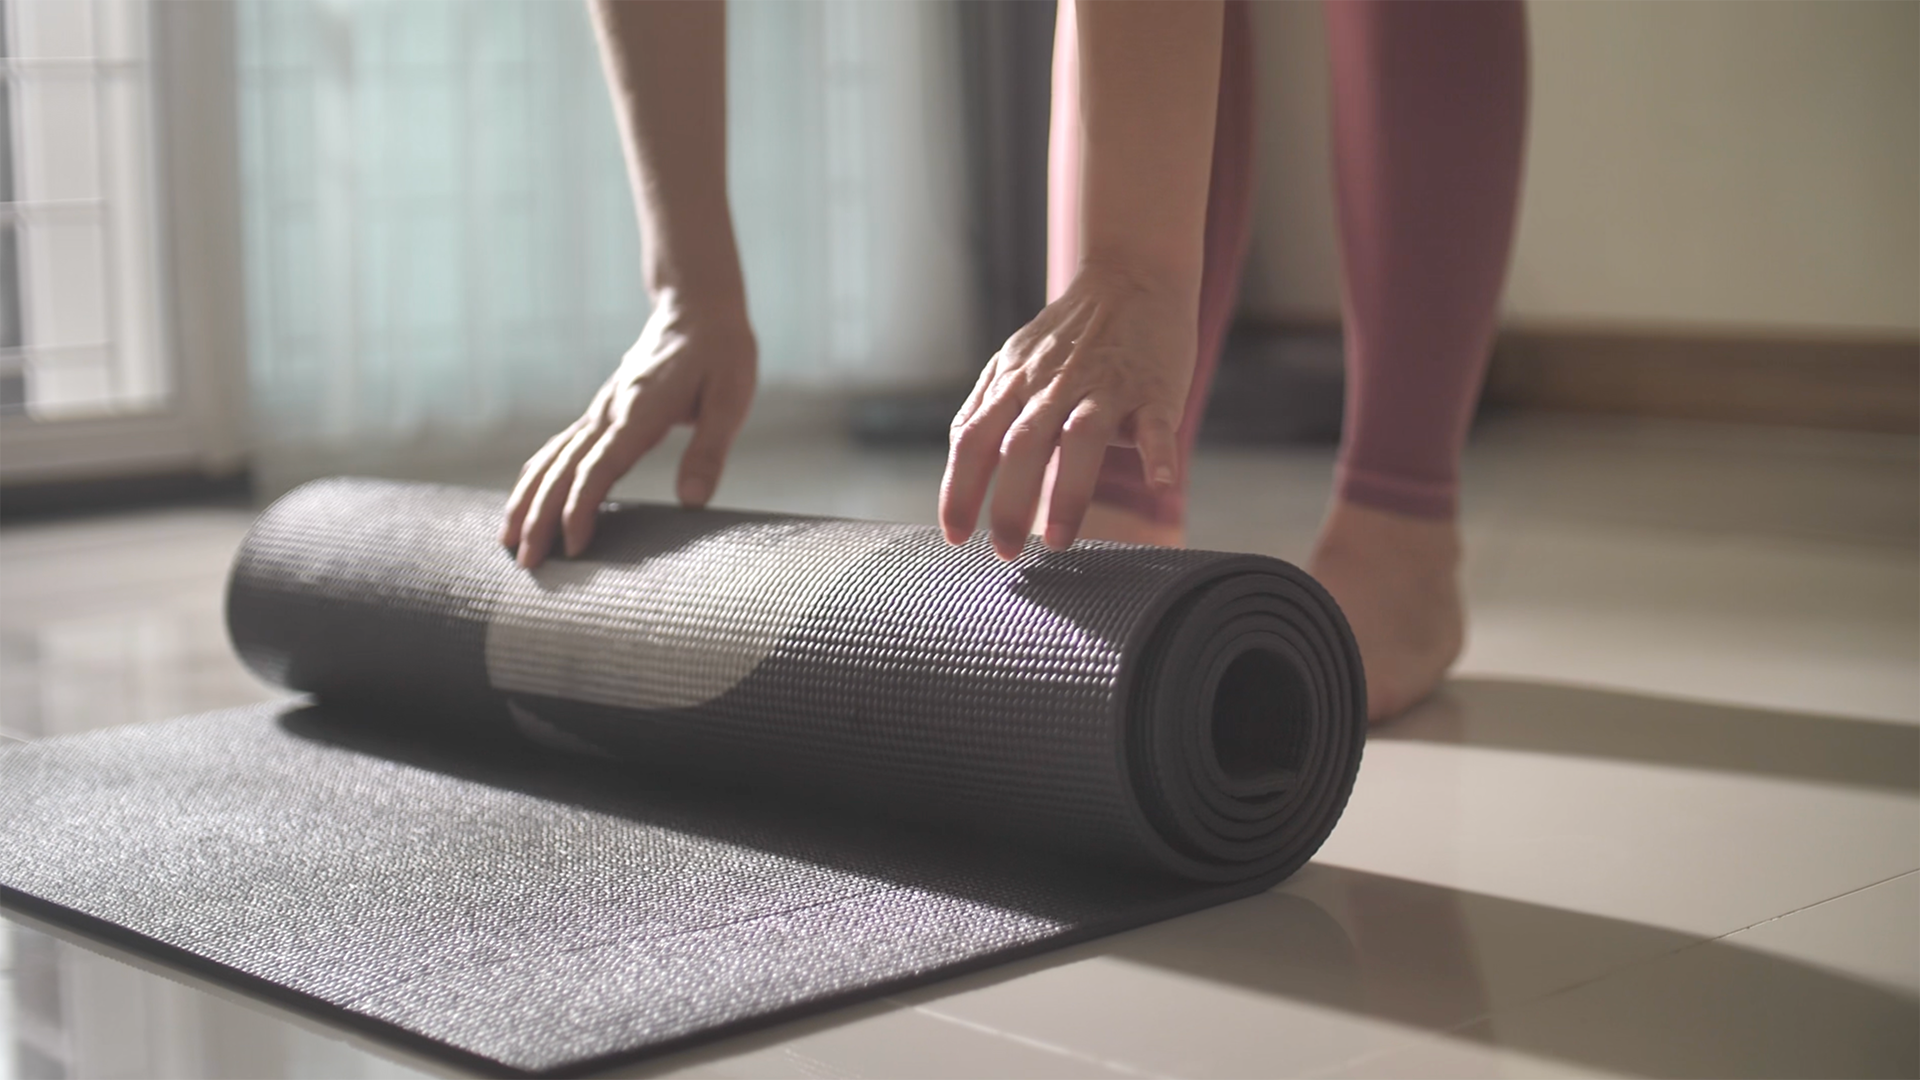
[1073,0,1223,299]
[589,0,745,313]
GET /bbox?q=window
[0,0,244,487]
[0,0,166,422]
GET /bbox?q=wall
[1241,0,1920,338]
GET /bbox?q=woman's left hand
[940,262,1197,559]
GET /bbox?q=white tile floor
[2,414,1915,1079]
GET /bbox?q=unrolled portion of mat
[0,477,1365,1077]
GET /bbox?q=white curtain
[236,0,978,486]
[728,1,979,389]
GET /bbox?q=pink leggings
[1051,0,1530,523]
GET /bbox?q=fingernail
[1044,526,1069,551]
[683,477,714,507]
[1151,466,1174,488]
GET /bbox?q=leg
[1313,0,1528,720]
[1046,0,1257,546]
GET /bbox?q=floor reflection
[9,924,62,1080]
[2,917,434,1080]
[0,606,279,746]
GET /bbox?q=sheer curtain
[236,0,978,487]
[728,1,978,390]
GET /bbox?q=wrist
[643,219,750,325]
[1072,253,1202,313]
[650,280,751,330]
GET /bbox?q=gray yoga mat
[0,477,1365,1077]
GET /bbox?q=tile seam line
[1709,867,1919,939]
[1221,864,1920,1076]
[1459,866,1920,1022]
[879,857,1920,1076]
[1282,1037,1420,1076]
[887,999,1166,1079]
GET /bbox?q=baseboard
[0,468,255,524]
[1484,327,1919,434]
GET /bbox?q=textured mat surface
[0,478,1365,1076]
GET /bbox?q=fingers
[939,268,1195,555]
[676,369,754,509]
[988,391,1076,559]
[516,421,603,568]
[950,353,1000,436]
[940,386,1026,546]
[941,333,1070,546]
[1131,406,1181,490]
[559,410,667,560]
[1042,399,1118,550]
[501,423,583,549]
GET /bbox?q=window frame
[0,0,246,486]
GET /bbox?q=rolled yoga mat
[0,477,1366,1077]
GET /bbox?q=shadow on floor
[631,677,1917,1078]
[1376,677,1919,793]
[1108,862,1915,1079]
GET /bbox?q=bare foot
[1074,501,1185,548]
[1308,500,1466,723]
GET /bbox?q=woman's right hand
[500,293,757,568]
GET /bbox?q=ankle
[1308,500,1467,722]
[1312,500,1461,571]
